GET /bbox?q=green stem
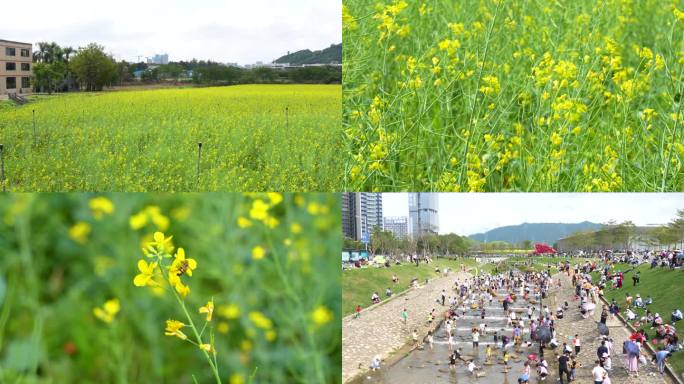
[174,292,222,384]
[265,234,325,384]
[155,253,221,384]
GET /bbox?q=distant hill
[274,44,341,65]
[468,221,603,245]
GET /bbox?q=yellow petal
[187,258,197,269]
[176,248,185,260]
[134,273,151,287]
[153,232,165,243]
[138,259,149,273]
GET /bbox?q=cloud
[0,0,340,64]
[383,193,684,235]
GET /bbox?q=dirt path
[342,270,471,383]
[547,272,671,384]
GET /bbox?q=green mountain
[274,44,341,65]
[468,221,603,245]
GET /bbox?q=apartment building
[0,39,32,95]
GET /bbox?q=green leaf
[0,275,5,306]
[3,338,40,372]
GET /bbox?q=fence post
[32,109,36,145]
[197,142,202,188]
[285,107,289,130]
[0,144,5,192]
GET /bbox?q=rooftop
[0,39,32,46]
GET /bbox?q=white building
[384,216,408,239]
[408,193,439,238]
[147,54,169,65]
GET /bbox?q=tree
[70,43,117,91]
[32,61,65,94]
[343,237,364,251]
[668,209,684,248]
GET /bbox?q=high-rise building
[383,216,408,239]
[408,193,439,237]
[147,54,169,65]
[341,193,383,242]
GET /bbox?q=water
[356,287,548,384]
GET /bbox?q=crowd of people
[359,253,681,383]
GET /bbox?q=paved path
[341,271,471,383]
[548,272,670,384]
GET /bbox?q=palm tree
[62,46,75,90]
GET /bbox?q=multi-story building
[147,54,169,65]
[341,193,383,242]
[383,216,408,239]
[408,193,439,238]
[0,39,32,96]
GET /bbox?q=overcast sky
[383,193,684,236]
[0,0,340,64]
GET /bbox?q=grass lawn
[591,263,684,375]
[342,257,478,316]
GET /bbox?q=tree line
[557,210,684,251]
[344,228,476,257]
[30,42,341,93]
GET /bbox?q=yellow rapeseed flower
[252,245,266,260]
[249,199,269,220]
[218,304,240,319]
[249,311,273,329]
[89,197,114,220]
[129,212,148,230]
[290,223,302,234]
[311,305,334,326]
[165,319,187,340]
[93,298,120,324]
[199,299,214,322]
[133,259,158,287]
[69,222,91,244]
[237,217,252,228]
[229,373,245,384]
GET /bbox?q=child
[427,330,434,350]
[569,357,579,380]
[371,355,381,371]
[354,305,361,319]
[467,360,480,376]
[485,344,493,362]
[573,334,581,356]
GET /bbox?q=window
[5,62,16,71]
[20,49,30,57]
[6,77,16,89]
[21,63,30,71]
[21,77,30,89]
[5,47,16,56]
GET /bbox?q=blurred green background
[0,193,341,384]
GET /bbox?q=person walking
[558,353,571,384]
[401,308,408,324]
[472,328,480,348]
[591,360,607,384]
[625,340,640,377]
[573,334,581,356]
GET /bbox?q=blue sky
[0,0,340,64]
[383,193,684,235]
